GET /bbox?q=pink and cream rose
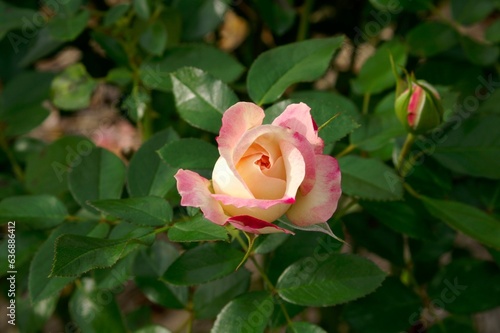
[174,102,342,234]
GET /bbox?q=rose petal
[227,215,294,234]
[212,157,254,199]
[272,102,324,153]
[236,154,287,199]
[279,139,306,199]
[286,155,342,227]
[212,194,295,209]
[217,102,266,155]
[212,192,294,223]
[233,125,317,195]
[215,102,266,195]
[175,169,229,225]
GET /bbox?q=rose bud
[175,102,342,235]
[395,80,443,134]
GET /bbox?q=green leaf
[163,242,244,285]
[428,258,500,314]
[434,114,500,179]
[254,233,291,255]
[485,20,500,43]
[29,221,103,303]
[168,215,228,242]
[343,212,404,266]
[351,40,407,95]
[17,294,58,333]
[48,9,89,42]
[139,21,167,56]
[460,36,500,66]
[0,231,44,277]
[90,196,172,227]
[133,238,180,278]
[106,67,133,86]
[406,22,459,57]
[128,128,179,197]
[133,239,188,309]
[265,91,360,144]
[18,28,64,67]
[91,31,129,67]
[69,278,127,333]
[94,253,136,289]
[361,200,432,239]
[286,322,327,333]
[369,0,432,12]
[343,277,421,333]
[421,196,500,249]
[123,87,150,122]
[51,227,155,277]
[51,63,97,110]
[0,71,53,136]
[170,67,239,133]
[254,0,295,35]
[193,269,251,319]
[171,0,229,41]
[134,326,172,333]
[42,0,82,16]
[428,316,476,333]
[68,147,126,213]
[140,44,244,91]
[477,89,500,115]
[133,0,150,20]
[0,195,68,229]
[247,36,344,105]
[0,2,36,40]
[451,0,496,25]
[338,155,404,201]
[0,174,23,200]
[103,4,130,27]
[211,291,274,333]
[276,253,386,307]
[350,93,405,151]
[25,136,95,196]
[157,138,219,170]
[267,232,342,284]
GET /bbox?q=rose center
[255,154,271,170]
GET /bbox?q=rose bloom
[175,102,342,234]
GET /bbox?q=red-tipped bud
[395,80,443,134]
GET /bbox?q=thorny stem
[154,224,171,234]
[335,143,356,158]
[396,133,415,174]
[362,93,371,115]
[297,0,314,41]
[403,182,421,199]
[233,230,293,327]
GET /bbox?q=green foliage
[90,196,173,227]
[276,253,386,306]
[0,195,68,229]
[170,67,239,133]
[168,215,228,242]
[1,0,499,332]
[247,37,344,105]
[68,147,126,213]
[163,243,244,285]
[338,155,404,201]
[342,277,421,333]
